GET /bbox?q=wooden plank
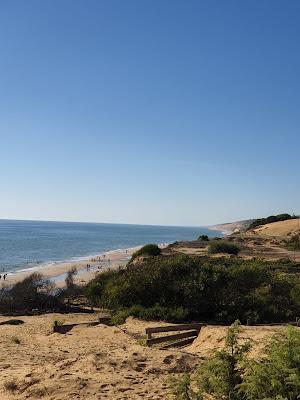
[146,330,198,346]
[145,323,202,335]
[160,336,197,349]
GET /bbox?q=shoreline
[1,243,170,288]
[207,225,232,236]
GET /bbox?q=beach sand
[0,313,295,400]
[1,246,142,288]
[0,314,198,400]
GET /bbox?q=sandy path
[0,315,198,400]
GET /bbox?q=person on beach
[3,274,6,281]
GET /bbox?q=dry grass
[4,380,18,392]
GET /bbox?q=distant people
[0,275,2,280]
[3,274,6,281]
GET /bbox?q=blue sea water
[0,219,223,272]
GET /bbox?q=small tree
[198,235,209,241]
[239,326,300,399]
[172,321,251,400]
[65,267,78,304]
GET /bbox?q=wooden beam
[160,336,197,349]
[146,330,198,346]
[145,323,202,335]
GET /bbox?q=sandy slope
[0,315,199,400]
[252,218,300,237]
[0,314,297,400]
[186,325,292,358]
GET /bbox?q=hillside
[210,219,254,234]
[0,314,293,400]
[251,218,300,237]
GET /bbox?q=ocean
[0,219,223,273]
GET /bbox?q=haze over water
[0,219,222,272]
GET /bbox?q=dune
[186,325,292,359]
[252,218,300,237]
[1,313,297,399]
[0,315,199,400]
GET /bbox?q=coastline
[2,246,139,288]
[2,243,170,288]
[207,225,232,236]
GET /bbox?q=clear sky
[0,1,299,226]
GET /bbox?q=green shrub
[172,324,300,400]
[84,270,118,306]
[111,304,188,325]
[208,241,240,255]
[131,244,161,260]
[0,273,63,314]
[173,321,250,400]
[240,326,300,399]
[198,235,209,241]
[248,213,296,230]
[85,254,300,324]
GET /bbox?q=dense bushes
[85,254,300,324]
[110,304,188,325]
[198,235,209,241]
[131,244,161,260]
[248,213,295,230]
[0,273,63,314]
[172,321,300,400]
[208,240,240,255]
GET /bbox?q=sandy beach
[0,312,295,400]
[1,246,143,288]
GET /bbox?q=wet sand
[1,246,142,288]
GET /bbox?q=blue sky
[0,0,299,226]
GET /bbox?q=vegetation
[85,254,300,324]
[248,213,296,230]
[172,322,300,400]
[4,380,18,392]
[64,267,80,303]
[0,273,63,314]
[172,320,250,400]
[131,244,161,260]
[110,304,188,325]
[240,326,300,399]
[286,234,300,251]
[208,240,240,255]
[198,235,209,241]
[11,336,21,344]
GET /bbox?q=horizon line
[0,217,216,230]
